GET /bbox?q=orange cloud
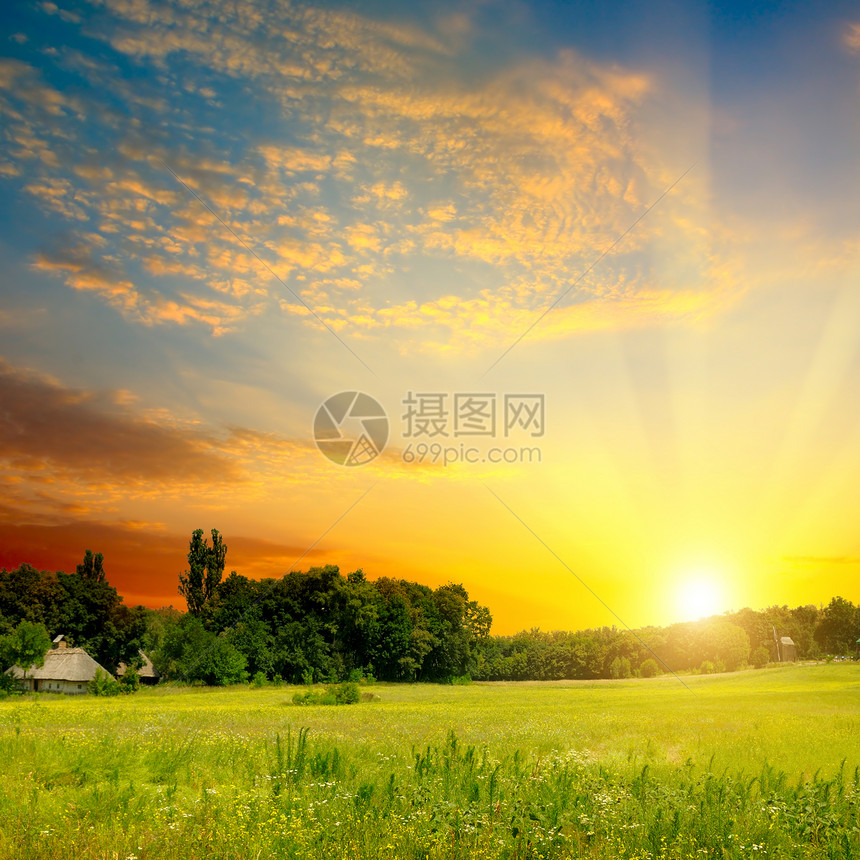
[0,357,243,484]
[1,0,725,353]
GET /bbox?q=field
[1,664,858,859]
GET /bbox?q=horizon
[1,549,843,638]
[1,0,859,636]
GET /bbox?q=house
[778,636,797,662]
[116,650,160,685]
[6,634,114,694]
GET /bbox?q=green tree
[76,550,106,583]
[751,646,769,668]
[178,529,227,616]
[700,621,750,671]
[0,620,52,679]
[609,655,632,679]
[89,668,121,696]
[55,570,145,672]
[0,564,64,631]
[639,658,660,678]
[119,665,140,693]
[152,614,246,685]
[815,596,860,654]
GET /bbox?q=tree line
[0,529,858,687]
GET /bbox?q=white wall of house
[29,679,88,694]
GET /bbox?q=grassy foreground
[0,664,858,859]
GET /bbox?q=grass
[0,664,858,858]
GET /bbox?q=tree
[0,621,52,679]
[0,564,64,631]
[609,655,632,679]
[178,529,227,616]
[815,596,860,655]
[697,621,750,671]
[89,668,122,696]
[640,658,660,678]
[55,570,144,672]
[152,614,246,685]
[751,646,769,669]
[119,665,140,693]
[76,550,106,583]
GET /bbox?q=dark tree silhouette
[178,528,227,616]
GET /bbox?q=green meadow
[1,664,858,859]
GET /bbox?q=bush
[252,670,267,687]
[609,656,632,679]
[337,682,360,703]
[0,672,21,695]
[292,682,360,706]
[639,658,660,678]
[751,647,769,669]
[89,668,122,696]
[119,666,140,693]
[700,660,716,675]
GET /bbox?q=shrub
[119,666,140,693]
[337,682,360,703]
[700,660,716,675]
[292,682,360,706]
[0,672,21,695]
[252,670,267,688]
[751,647,769,669]
[89,668,122,696]
[639,658,660,678]
[609,656,632,679]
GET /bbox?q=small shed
[7,636,114,694]
[779,636,797,662]
[117,650,160,685]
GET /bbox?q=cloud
[0,357,440,525]
[845,22,860,52]
[0,357,243,484]
[0,0,725,350]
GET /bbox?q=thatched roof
[8,647,113,682]
[117,650,159,680]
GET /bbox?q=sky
[0,0,858,634]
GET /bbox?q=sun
[676,575,726,621]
